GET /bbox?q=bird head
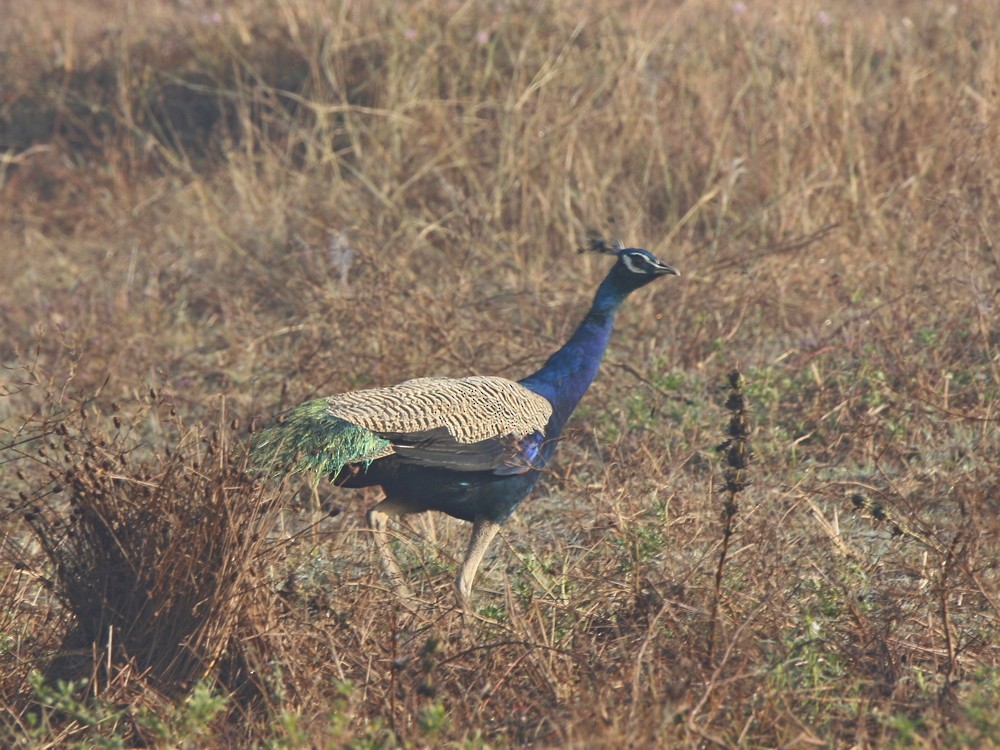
[608,247,680,291]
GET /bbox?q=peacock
[252,244,679,609]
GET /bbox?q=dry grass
[2,0,999,746]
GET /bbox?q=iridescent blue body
[344,463,542,524]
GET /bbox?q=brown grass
[2,0,999,746]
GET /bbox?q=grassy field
[2,0,999,746]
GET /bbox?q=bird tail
[249,398,392,485]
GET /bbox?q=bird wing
[384,426,546,473]
[324,375,553,474]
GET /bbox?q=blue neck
[519,274,633,442]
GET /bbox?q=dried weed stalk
[707,369,752,663]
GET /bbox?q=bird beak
[655,262,680,277]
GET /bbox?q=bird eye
[621,252,651,274]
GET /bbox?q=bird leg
[454,517,501,614]
[366,498,415,600]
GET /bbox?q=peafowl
[252,245,679,609]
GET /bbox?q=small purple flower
[816,10,832,27]
[476,30,490,46]
[404,27,417,41]
[731,1,747,15]
[199,11,223,25]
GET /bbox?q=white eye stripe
[621,252,649,274]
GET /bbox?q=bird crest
[581,231,625,256]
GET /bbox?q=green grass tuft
[250,399,391,485]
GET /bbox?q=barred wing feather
[251,376,553,481]
[327,376,552,474]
